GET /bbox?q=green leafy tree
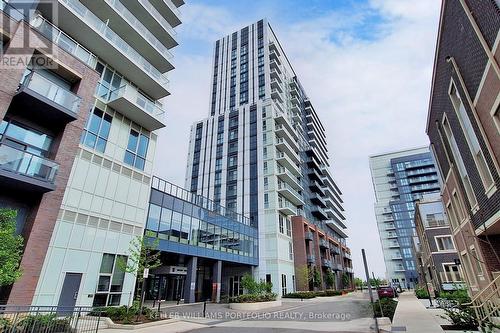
[295,265,310,291]
[342,273,350,289]
[312,268,322,288]
[0,209,23,286]
[325,270,335,289]
[117,236,161,301]
[354,277,363,289]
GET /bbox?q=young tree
[0,209,24,286]
[117,236,161,308]
[295,265,310,291]
[312,268,322,289]
[342,273,350,289]
[325,270,335,289]
[354,277,363,290]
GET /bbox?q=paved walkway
[392,292,444,333]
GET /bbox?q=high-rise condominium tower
[0,0,183,306]
[369,147,440,288]
[185,19,352,295]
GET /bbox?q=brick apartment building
[426,0,500,297]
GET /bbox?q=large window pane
[146,204,161,232]
[111,255,127,292]
[138,134,149,158]
[100,254,115,274]
[97,276,111,292]
[170,212,182,241]
[158,208,172,240]
[127,130,139,151]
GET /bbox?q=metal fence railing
[0,306,101,333]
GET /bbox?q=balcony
[277,181,304,206]
[31,15,98,68]
[344,252,351,259]
[385,224,396,231]
[278,198,297,216]
[273,110,295,137]
[147,0,181,28]
[270,69,283,83]
[107,84,166,130]
[277,166,302,190]
[388,242,400,248]
[42,0,170,99]
[307,254,316,264]
[276,138,299,163]
[290,95,300,106]
[271,79,283,92]
[319,239,329,249]
[332,263,342,271]
[290,103,300,114]
[387,232,398,239]
[269,48,281,63]
[269,41,281,56]
[15,71,82,123]
[308,167,323,183]
[309,180,325,196]
[0,143,59,192]
[394,266,406,272]
[312,206,328,220]
[270,60,282,74]
[80,0,174,72]
[325,220,348,238]
[276,152,300,176]
[275,122,298,143]
[271,88,284,103]
[330,246,340,256]
[321,258,332,268]
[305,231,313,241]
[391,256,403,260]
[345,267,353,274]
[311,193,327,208]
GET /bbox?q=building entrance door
[57,273,82,310]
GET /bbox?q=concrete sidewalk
[392,292,444,333]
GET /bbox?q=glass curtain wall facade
[370,147,440,288]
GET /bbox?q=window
[449,82,494,191]
[289,242,293,260]
[452,191,465,222]
[279,215,284,233]
[442,263,462,282]
[446,202,458,231]
[281,274,287,296]
[0,119,53,157]
[264,193,269,209]
[286,219,291,237]
[217,133,223,145]
[215,158,222,171]
[227,169,237,181]
[462,252,477,285]
[442,116,477,208]
[81,108,112,153]
[124,129,149,170]
[492,104,500,134]
[470,247,483,275]
[263,177,269,190]
[435,236,454,251]
[94,253,127,307]
[228,156,237,167]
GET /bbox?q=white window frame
[448,80,495,195]
[442,114,478,211]
[491,95,500,134]
[469,245,484,277]
[441,262,463,282]
[445,200,458,231]
[434,235,455,252]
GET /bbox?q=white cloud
[155,0,441,279]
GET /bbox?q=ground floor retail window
[93,253,128,307]
[229,276,243,297]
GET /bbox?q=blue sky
[154,0,442,279]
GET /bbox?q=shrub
[282,291,317,299]
[373,298,398,321]
[440,305,478,329]
[89,303,157,323]
[415,287,429,299]
[317,290,342,297]
[438,288,470,304]
[241,274,272,295]
[229,293,277,303]
[17,314,72,332]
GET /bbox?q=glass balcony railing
[22,71,82,114]
[109,85,165,119]
[105,0,173,59]
[0,0,25,21]
[61,0,169,86]
[137,0,177,37]
[30,15,98,68]
[277,180,302,200]
[0,143,59,183]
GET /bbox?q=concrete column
[211,260,222,303]
[183,256,197,303]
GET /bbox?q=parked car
[377,286,396,298]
